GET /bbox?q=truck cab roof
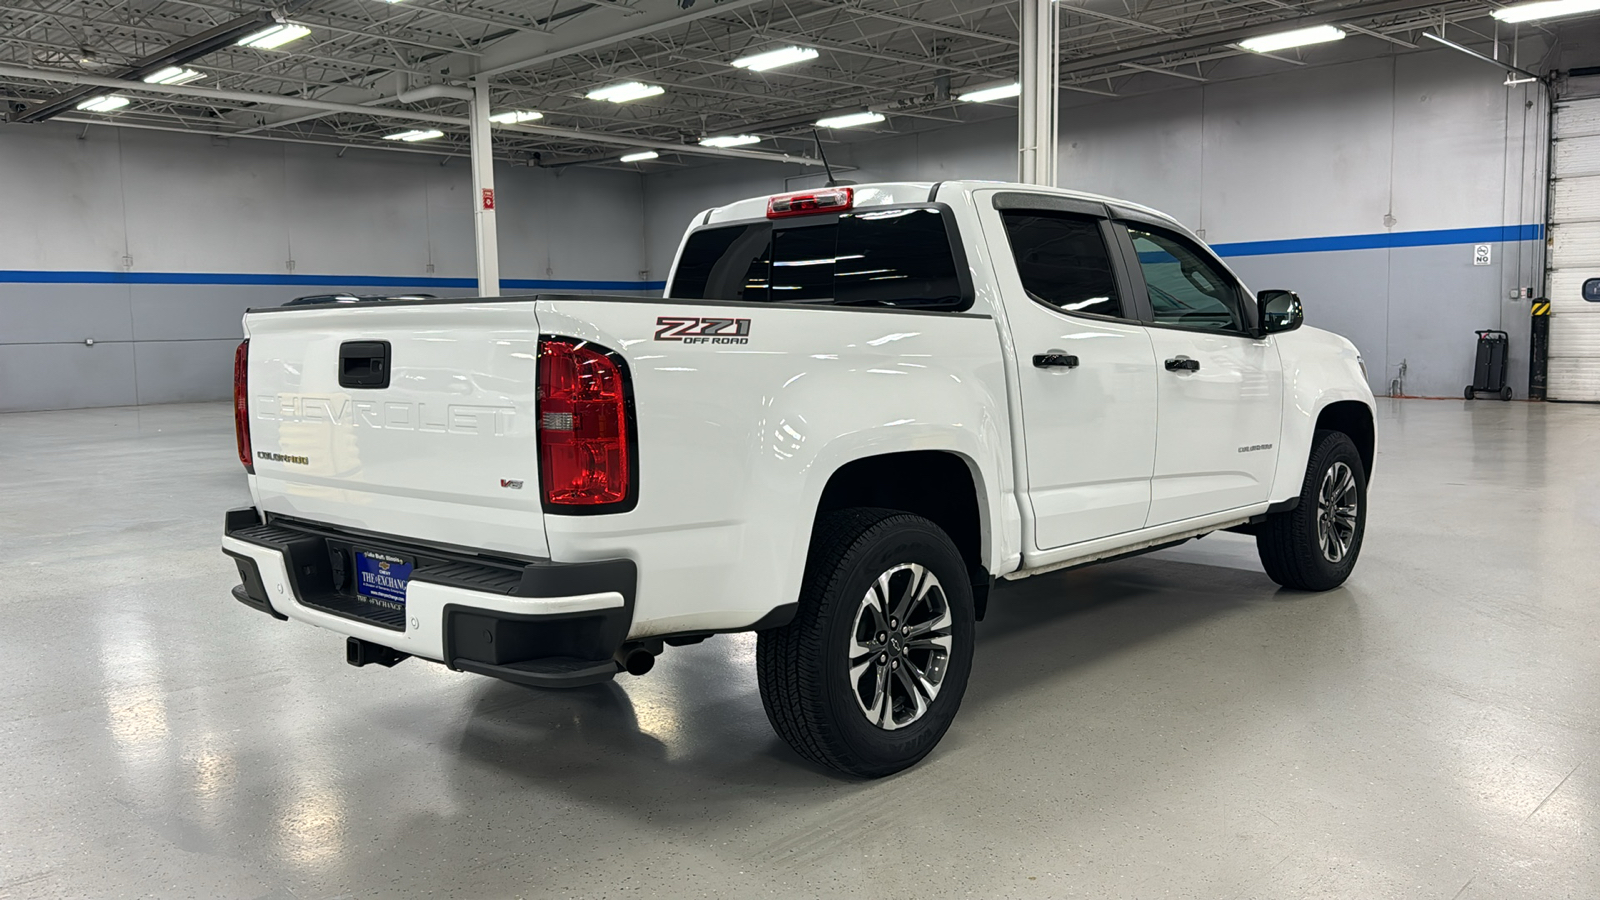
[699,180,1183,229]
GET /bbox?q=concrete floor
[1,399,1597,899]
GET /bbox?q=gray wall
[0,42,1558,411]
[644,47,1550,399]
[0,124,648,412]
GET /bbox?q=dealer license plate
[355,550,411,611]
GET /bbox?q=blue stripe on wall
[0,224,1543,288]
[1210,224,1543,258]
[0,270,668,291]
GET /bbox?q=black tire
[1256,430,1367,591]
[756,508,976,778]
[1464,386,1475,400]
[1501,385,1514,401]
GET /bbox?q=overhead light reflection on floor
[629,699,687,757]
[276,777,349,869]
[97,614,171,758]
[188,744,238,804]
[103,685,169,749]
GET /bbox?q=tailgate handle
[339,341,391,389]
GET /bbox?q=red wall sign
[481,188,495,211]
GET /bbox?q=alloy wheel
[1316,461,1359,564]
[847,563,954,730]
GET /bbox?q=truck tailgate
[243,300,547,557]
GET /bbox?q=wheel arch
[1315,400,1375,480]
[813,450,994,619]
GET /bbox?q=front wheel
[1256,430,1368,591]
[1501,385,1514,401]
[757,509,975,778]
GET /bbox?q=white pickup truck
[221,181,1375,777]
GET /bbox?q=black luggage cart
[1465,329,1513,401]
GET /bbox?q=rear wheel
[1464,386,1475,400]
[757,508,975,778]
[1256,430,1367,591]
[1501,385,1514,401]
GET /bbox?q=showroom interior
[2,0,1599,895]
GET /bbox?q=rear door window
[669,207,968,310]
[998,211,1124,319]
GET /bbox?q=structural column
[468,79,501,297]
[1017,0,1059,187]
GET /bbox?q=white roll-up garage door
[1549,97,1600,402]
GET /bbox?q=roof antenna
[811,127,842,187]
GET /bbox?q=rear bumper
[222,507,635,687]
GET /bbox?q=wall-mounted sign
[481,188,495,211]
[1473,244,1491,266]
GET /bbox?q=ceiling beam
[1057,0,1479,77]
[477,0,766,79]
[0,62,825,165]
[153,0,551,45]
[1420,30,1540,80]
[54,113,478,159]
[1,63,462,124]
[1120,61,1207,81]
[12,9,275,123]
[1340,21,1419,49]
[756,29,1002,78]
[832,2,1017,45]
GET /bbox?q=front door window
[1126,226,1247,333]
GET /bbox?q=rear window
[668,207,968,310]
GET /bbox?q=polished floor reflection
[1,399,1597,899]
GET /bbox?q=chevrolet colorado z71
[222,181,1375,777]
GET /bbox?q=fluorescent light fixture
[489,110,543,124]
[143,66,204,85]
[236,23,311,50]
[383,129,444,142]
[586,82,664,103]
[620,150,659,163]
[1239,25,1345,54]
[75,95,130,112]
[699,134,761,148]
[815,110,885,129]
[959,82,1021,103]
[730,46,819,72]
[1492,0,1600,22]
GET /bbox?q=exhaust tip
[617,644,656,676]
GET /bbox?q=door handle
[1164,356,1200,372]
[1033,353,1079,369]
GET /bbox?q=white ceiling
[0,0,1555,167]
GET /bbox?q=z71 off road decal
[654,316,751,345]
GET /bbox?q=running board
[1002,517,1253,581]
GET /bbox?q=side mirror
[1257,289,1303,335]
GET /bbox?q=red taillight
[233,339,254,473]
[767,187,853,218]
[537,338,633,509]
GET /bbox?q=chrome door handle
[1164,356,1200,372]
[1033,353,1079,369]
